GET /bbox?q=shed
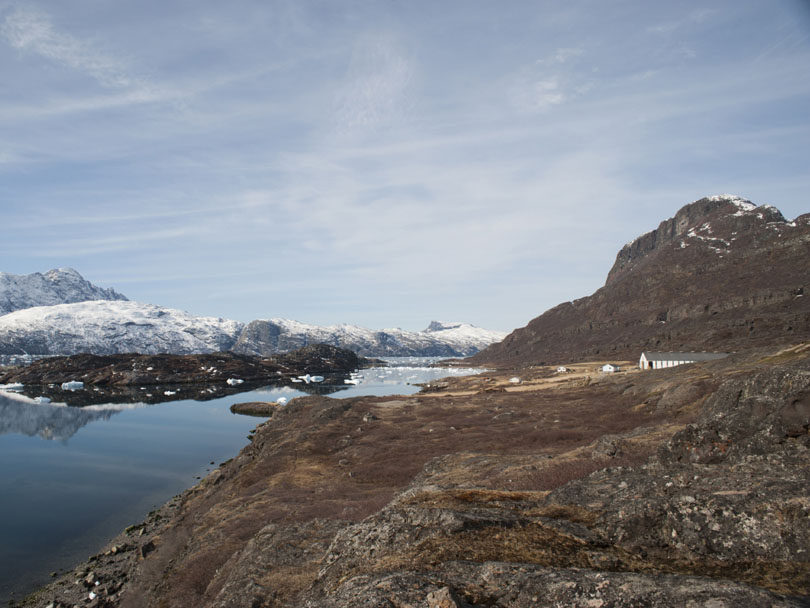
[639,351,729,370]
[601,364,619,373]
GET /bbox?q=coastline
[20,345,810,606]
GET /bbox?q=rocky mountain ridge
[0,267,126,315]
[473,194,810,366]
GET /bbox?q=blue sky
[1,0,808,332]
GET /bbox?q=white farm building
[639,351,729,370]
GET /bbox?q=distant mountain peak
[706,193,755,210]
[424,321,463,332]
[45,267,83,278]
[0,268,128,316]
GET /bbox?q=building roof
[640,351,729,362]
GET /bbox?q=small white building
[601,364,620,373]
[556,366,569,373]
[639,351,729,370]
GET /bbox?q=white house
[601,364,619,373]
[639,351,729,370]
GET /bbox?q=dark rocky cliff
[473,195,810,366]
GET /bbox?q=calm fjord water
[0,360,483,604]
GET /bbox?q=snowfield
[0,301,244,356]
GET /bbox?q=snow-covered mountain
[0,268,127,315]
[0,301,244,356]
[231,318,506,358]
[0,299,505,358]
[0,268,506,358]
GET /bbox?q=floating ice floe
[344,378,361,385]
[296,374,325,384]
[226,378,244,386]
[61,381,84,390]
[164,390,177,396]
[291,378,303,383]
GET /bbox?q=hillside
[472,195,810,366]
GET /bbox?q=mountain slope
[473,195,810,365]
[0,301,243,356]
[230,319,505,357]
[0,268,127,315]
[0,300,504,358]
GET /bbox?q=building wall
[639,355,696,370]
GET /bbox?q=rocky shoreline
[0,344,367,388]
[17,343,810,607]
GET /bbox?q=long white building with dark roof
[639,351,729,370]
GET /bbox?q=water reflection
[0,378,352,441]
[0,393,126,441]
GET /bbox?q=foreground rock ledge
[21,344,810,607]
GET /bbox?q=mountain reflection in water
[0,379,352,441]
[0,394,126,441]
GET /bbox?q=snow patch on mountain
[421,321,507,349]
[0,301,243,356]
[708,194,756,211]
[0,268,127,315]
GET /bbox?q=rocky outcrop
[473,195,810,366]
[0,267,127,315]
[299,349,810,605]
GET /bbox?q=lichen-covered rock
[548,359,810,595]
[306,561,806,608]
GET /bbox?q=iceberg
[61,381,84,390]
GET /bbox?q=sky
[1,0,808,333]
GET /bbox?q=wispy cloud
[0,5,142,89]
[334,32,414,131]
[505,47,590,113]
